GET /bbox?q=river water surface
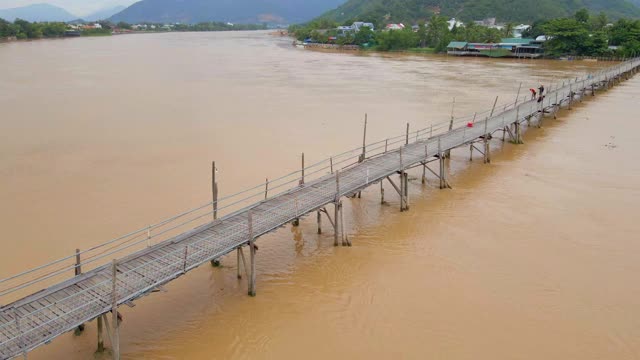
[1,31,639,359]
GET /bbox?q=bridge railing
[1,57,638,307]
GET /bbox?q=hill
[0,3,77,22]
[318,0,640,25]
[85,5,127,21]
[110,0,346,24]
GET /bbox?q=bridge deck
[0,59,637,359]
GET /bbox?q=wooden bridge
[1,58,639,360]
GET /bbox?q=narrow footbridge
[1,59,638,359]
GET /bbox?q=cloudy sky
[0,0,139,16]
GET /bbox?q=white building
[513,24,531,38]
[447,18,463,30]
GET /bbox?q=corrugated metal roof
[447,41,468,49]
[500,38,534,44]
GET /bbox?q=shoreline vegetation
[0,19,268,42]
[289,9,640,59]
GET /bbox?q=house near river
[447,37,546,58]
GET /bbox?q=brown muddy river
[1,31,639,359]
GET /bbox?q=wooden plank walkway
[0,59,638,360]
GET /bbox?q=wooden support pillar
[399,170,405,212]
[380,181,385,204]
[334,170,340,246]
[339,201,350,247]
[317,210,322,234]
[514,121,522,145]
[403,171,409,211]
[483,112,490,164]
[300,152,305,185]
[96,315,104,353]
[469,143,474,161]
[360,114,367,162]
[333,202,340,246]
[405,123,410,145]
[484,138,491,164]
[264,178,268,200]
[445,97,455,158]
[212,161,218,221]
[438,138,448,189]
[236,247,248,280]
[111,260,120,360]
[248,211,256,297]
[72,248,86,334]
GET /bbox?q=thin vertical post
[514,108,522,144]
[300,153,305,185]
[264,178,268,199]
[399,169,405,212]
[489,96,499,117]
[569,84,573,110]
[146,225,151,247]
[334,170,341,246]
[405,123,410,145]
[248,211,256,296]
[182,246,188,273]
[361,113,367,161]
[212,161,218,221]
[75,249,82,276]
[333,202,340,247]
[438,138,446,189]
[422,144,427,184]
[339,201,348,246]
[380,181,385,204]
[317,210,322,234]
[330,157,333,174]
[111,259,120,360]
[236,248,242,279]
[446,97,454,131]
[97,315,104,353]
[514,82,522,106]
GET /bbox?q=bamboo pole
[248,211,256,296]
[212,161,218,221]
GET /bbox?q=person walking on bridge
[530,88,537,99]
[538,84,545,96]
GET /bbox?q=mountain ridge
[317,0,640,25]
[110,0,346,24]
[0,3,77,22]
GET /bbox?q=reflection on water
[1,31,639,359]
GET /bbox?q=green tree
[426,15,450,52]
[575,9,590,24]
[504,22,515,37]
[353,26,374,45]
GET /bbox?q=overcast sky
[0,0,139,16]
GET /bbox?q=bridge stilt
[248,211,256,297]
[111,260,120,360]
[380,181,385,204]
[439,155,448,189]
[483,137,491,164]
[514,121,523,144]
[317,210,322,234]
[399,172,404,211]
[333,202,340,246]
[96,315,104,353]
[339,201,350,246]
[237,247,248,279]
[402,172,409,211]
